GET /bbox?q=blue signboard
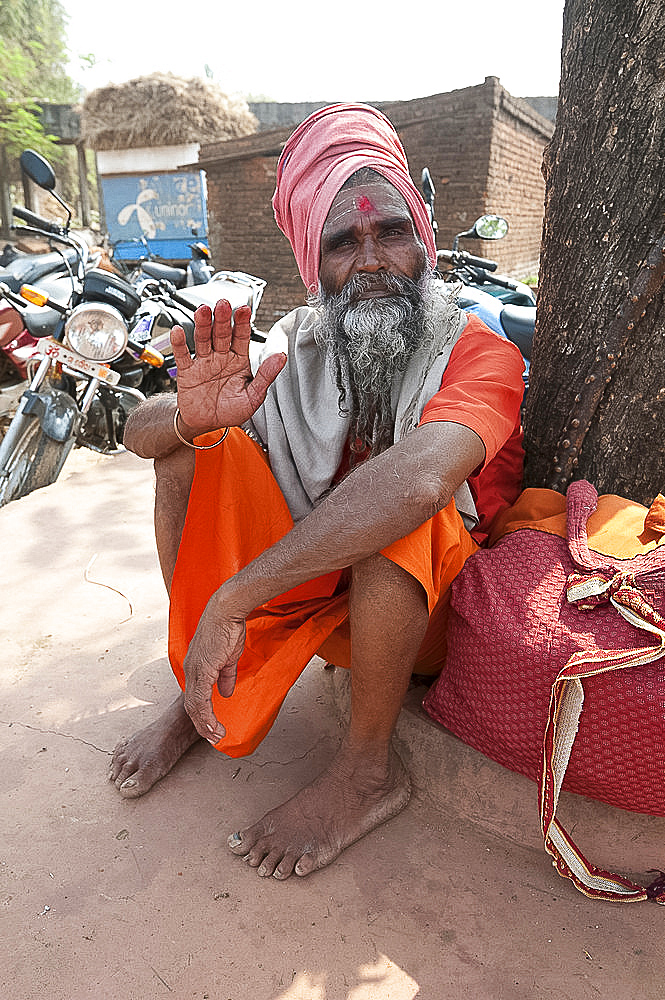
[101,171,208,261]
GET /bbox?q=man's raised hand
[170,298,286,437]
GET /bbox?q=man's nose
[356,236,385,272]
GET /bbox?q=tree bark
[524,0,665,505]
[0,145,12,240]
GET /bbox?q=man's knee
[350,552,428,612]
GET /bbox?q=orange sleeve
[419,313,525,467]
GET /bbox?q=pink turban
[272,103,437,293]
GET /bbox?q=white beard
[309,270,435,456]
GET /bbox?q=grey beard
[309,271,435,459]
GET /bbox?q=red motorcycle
[0,291,44,438]
[0,246,82,438]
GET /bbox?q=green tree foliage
[0,0,78,159]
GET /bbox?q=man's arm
[224,420,483,606]
[183,419,485,740]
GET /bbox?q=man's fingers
[211,299,233,354]
[230,304,252,357]
[193,304,214,357]
[247,353,287,410]
[182,611,246,741]
[217,661,238,698]
[183,655,238,740]
[184,678,226,742]
[170,325,193,372]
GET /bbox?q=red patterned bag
[423,480,665,903]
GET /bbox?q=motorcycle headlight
[65,302,128,362]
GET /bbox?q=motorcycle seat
[141,261,187,288]
[176,280,253,314]
[0,248,79,292]
[499,304,535,361]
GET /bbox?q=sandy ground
[1,447,665,1000]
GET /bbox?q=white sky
[60,0,565,103]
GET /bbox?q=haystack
[80,73,257,151]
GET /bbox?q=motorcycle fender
[0,302,24,349]
[22,388,79,442]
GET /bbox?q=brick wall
[381,82,496,252]
[204,152,303,328]
[484,83,551,279]
[200,79,552,331]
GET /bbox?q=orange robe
[168,427,478,758]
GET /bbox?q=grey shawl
[248,284,478,529]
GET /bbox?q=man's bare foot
[227,741,411,879]
[109,693,201,798]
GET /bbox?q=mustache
[337,271,423,305]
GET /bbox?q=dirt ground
[1,447,664,1000]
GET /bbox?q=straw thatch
[80,73,257,151]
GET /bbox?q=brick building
[199,77,554,330]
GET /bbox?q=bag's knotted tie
[564,567,665,666]
[567,569,634,610]
[567,567,665,626]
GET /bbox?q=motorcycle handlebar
[437,248,498,272]
[474,269,519,291]
[12,206,65,236]
[0,281,29,309]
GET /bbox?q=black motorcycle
[0,150,168,507]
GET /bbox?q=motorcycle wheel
[0,414,73,507]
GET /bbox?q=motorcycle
[0,248,105,439]
[0,150,168,506]
[421,168,536,373]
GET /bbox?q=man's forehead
[323,178,411,233]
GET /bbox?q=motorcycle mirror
[473,215,509,240]
[19,148,73,231]
[20,150,56,191]
[421,167,435,205]
[421,168,437,236]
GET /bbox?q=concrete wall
[200,79,553,330]
[96,145,200,175]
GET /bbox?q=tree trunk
[524,0,665,505]
[0,145,12,241]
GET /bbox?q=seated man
[109,103,525,880]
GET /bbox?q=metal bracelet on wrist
[172,407,229,450]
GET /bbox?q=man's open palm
[171,299,286,435]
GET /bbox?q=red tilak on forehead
[356,195,374,213]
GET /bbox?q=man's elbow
[406,422,485,518]
[411,472,457,522]
[122,408,151,458]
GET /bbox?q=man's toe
[118,776,142,798]
[111,761,135,787]
[257,850,284,877]
[227,826,265,858]
[227,831,245,853]
[294,852,317,877]
[273,852,301,880]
